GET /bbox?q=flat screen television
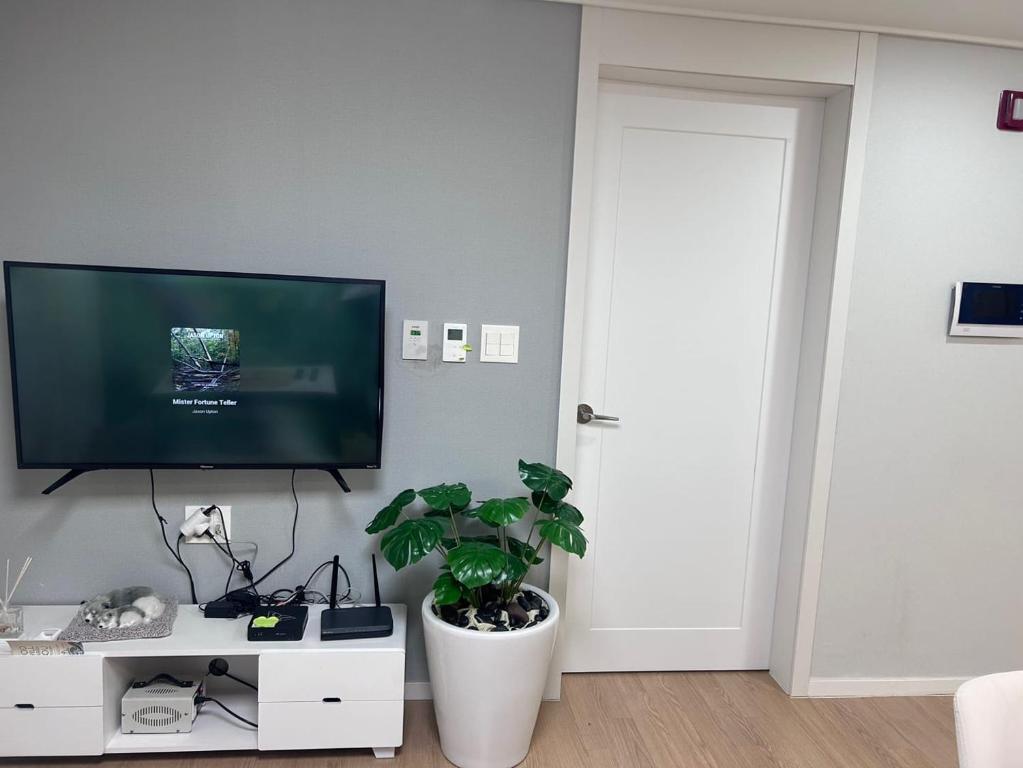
[3,261,384,489]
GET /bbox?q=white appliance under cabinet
[0,604,406,759]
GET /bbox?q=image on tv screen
[171,327,241,393]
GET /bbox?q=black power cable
[198,695,257,728]
[249,469,299,590]
[149,469,198,604]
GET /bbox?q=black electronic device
[247,604,309,642]
[320,554,393,641]
[204,588,261,619]
[3,261,385,494]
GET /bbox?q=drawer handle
[14,703,35,710]
[322,697,342,703]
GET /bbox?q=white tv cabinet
[0,604,406,759]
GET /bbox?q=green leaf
[380,518,444,570]
[475,497,529,527]
[537,518,587,558]
[432,571,465,606]
[365,488,416,534]
[496,551,528,584]
[552,501,583,526]
[531,491,560,514]
[531,493,583,525]
[418,483,472,512]
[460,506,498,528]
[518,460,572,502]
[507,537,544,565]
[447,541,508,589]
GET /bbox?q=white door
[562,82,824,671]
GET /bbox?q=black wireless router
[320,554,394,641]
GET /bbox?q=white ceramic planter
[422,584,560,768]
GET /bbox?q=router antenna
[329,554,340,609]
[372,554,382,608]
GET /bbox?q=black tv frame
[3,261,386,494]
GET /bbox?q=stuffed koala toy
[82,587,167,628]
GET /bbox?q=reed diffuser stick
[4,557,31,608]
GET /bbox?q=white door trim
[786,32,877,696]
[546,6,878,699]
[540,0,1023,52]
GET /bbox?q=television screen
[3,262,384,469]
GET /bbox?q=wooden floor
[7,672,957,768]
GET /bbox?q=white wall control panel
[442,322,468,362]
[402,319,429,360]
[480,324,519,363]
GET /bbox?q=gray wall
[812,35,1023,678]
[0,0,580,683]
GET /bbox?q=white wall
[811,35,1023,680]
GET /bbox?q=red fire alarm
[997,90,1023,131]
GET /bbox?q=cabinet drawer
[0,706,104,757]
[258,651,404,702]
[0,655,102,708]
[258,700,403,751]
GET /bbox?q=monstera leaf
[365,489,416,534]
[432,570,465,606]
[519,460,572,502]
[418,483,472,513]
[496,552,528,584]
[537,518,587,557]
[507,537,544,565]
[474,497,529,527]
[551,501,583,526]
[447,541,508,589]
[380,518,444,570]
[531,491,560,514]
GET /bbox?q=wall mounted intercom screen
[3,262,385,469]
[949,281,1023,338]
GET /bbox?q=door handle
[577,403,620,424]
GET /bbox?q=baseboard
[806,676,970,697]
[405,682,433,700]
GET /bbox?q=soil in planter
[433,585,550,632]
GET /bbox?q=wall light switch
[480,324,519,363]
[442,322,468,362]
[402,320,428,360]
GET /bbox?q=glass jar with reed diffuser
[0,604,23,639]
[1,556,32,638]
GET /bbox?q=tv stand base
[324,468,352,493]
[41,468,90,495]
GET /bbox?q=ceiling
[546,0,1023,47]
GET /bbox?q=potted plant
[365,459,586,768]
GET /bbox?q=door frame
[547,6,878,698]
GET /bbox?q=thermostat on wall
[442,323,468,362]
[402,320,428,360]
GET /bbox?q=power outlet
[183,505,232,544]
